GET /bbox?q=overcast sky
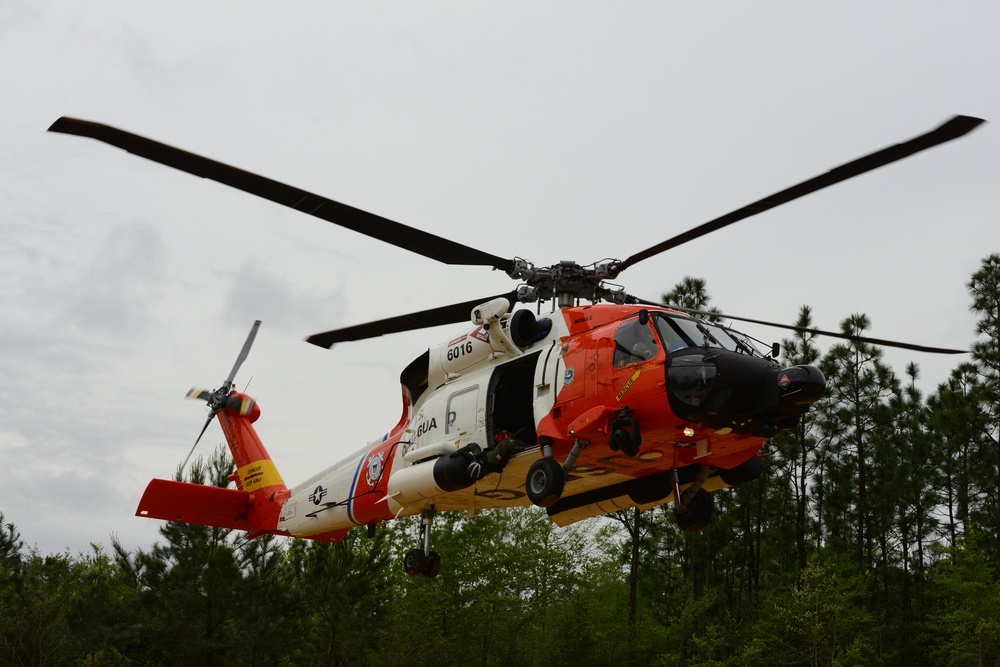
[3,1,998,556]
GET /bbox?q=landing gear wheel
[422,551,442,579]
[675,488,714,533]
[526,457,565,507]
[403,548,426,577]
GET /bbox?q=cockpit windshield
[654,313,765,357]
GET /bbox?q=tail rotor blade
[180,320,261,474]
[186,387,213,401]
[226,320,261,387]
[180,412,217,475]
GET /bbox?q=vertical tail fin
[216,391,288,500]
[136,395,290,535]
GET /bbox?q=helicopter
[49,114,982,578]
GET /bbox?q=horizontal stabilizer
[136,479,256,530]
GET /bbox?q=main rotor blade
[48,117,515,272]
[652,302,968,355]
[613,115,985,274]
[226,320,261,387]
[307,290,520,348]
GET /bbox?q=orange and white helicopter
[50,115,982,578]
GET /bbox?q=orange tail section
[136,479,268,530]
[136,390,291,539]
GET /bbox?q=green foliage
[742,557,880,666]
[966,253,1000,574]
[374,506,610,667]
[816,313,899,570]
[922,532,1000,666]
[281,528,392,666]
[0,512,23,573]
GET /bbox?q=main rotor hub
[507,258,625,307]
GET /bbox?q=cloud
[222,260,347,336]
[67,221,167,335]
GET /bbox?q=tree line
[2,254,999,666]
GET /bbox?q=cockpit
[611,310,825,438]
[654,313,766,357]
[612,312,768,369]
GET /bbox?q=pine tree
[112,447,249,665]
[282,528,391,666]
[816,313,898,571]
[881,364,938,615]
[662,276,723,322]
[770,306,823,572]
[928,362,987,547]
[967,253,1000,574]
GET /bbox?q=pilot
[630,340,655,361]
[614,319,658,367]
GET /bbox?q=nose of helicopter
[666,350,828,438]
[776,364,826,405]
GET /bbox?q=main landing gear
[525,438,565,507]
[403,508,441,579]
[527,409,643,508]
[523,434,729,535]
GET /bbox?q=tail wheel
[675,488,714,533]
[526,457,565,507]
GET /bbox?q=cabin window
[613,319,659,368]
[446,385,480,437]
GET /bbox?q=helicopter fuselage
[97,113,978,578]
[270,302,825,539]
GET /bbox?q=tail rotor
[181,320,261,473]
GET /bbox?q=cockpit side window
[655,316,692,353]
[613,318,659,368]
